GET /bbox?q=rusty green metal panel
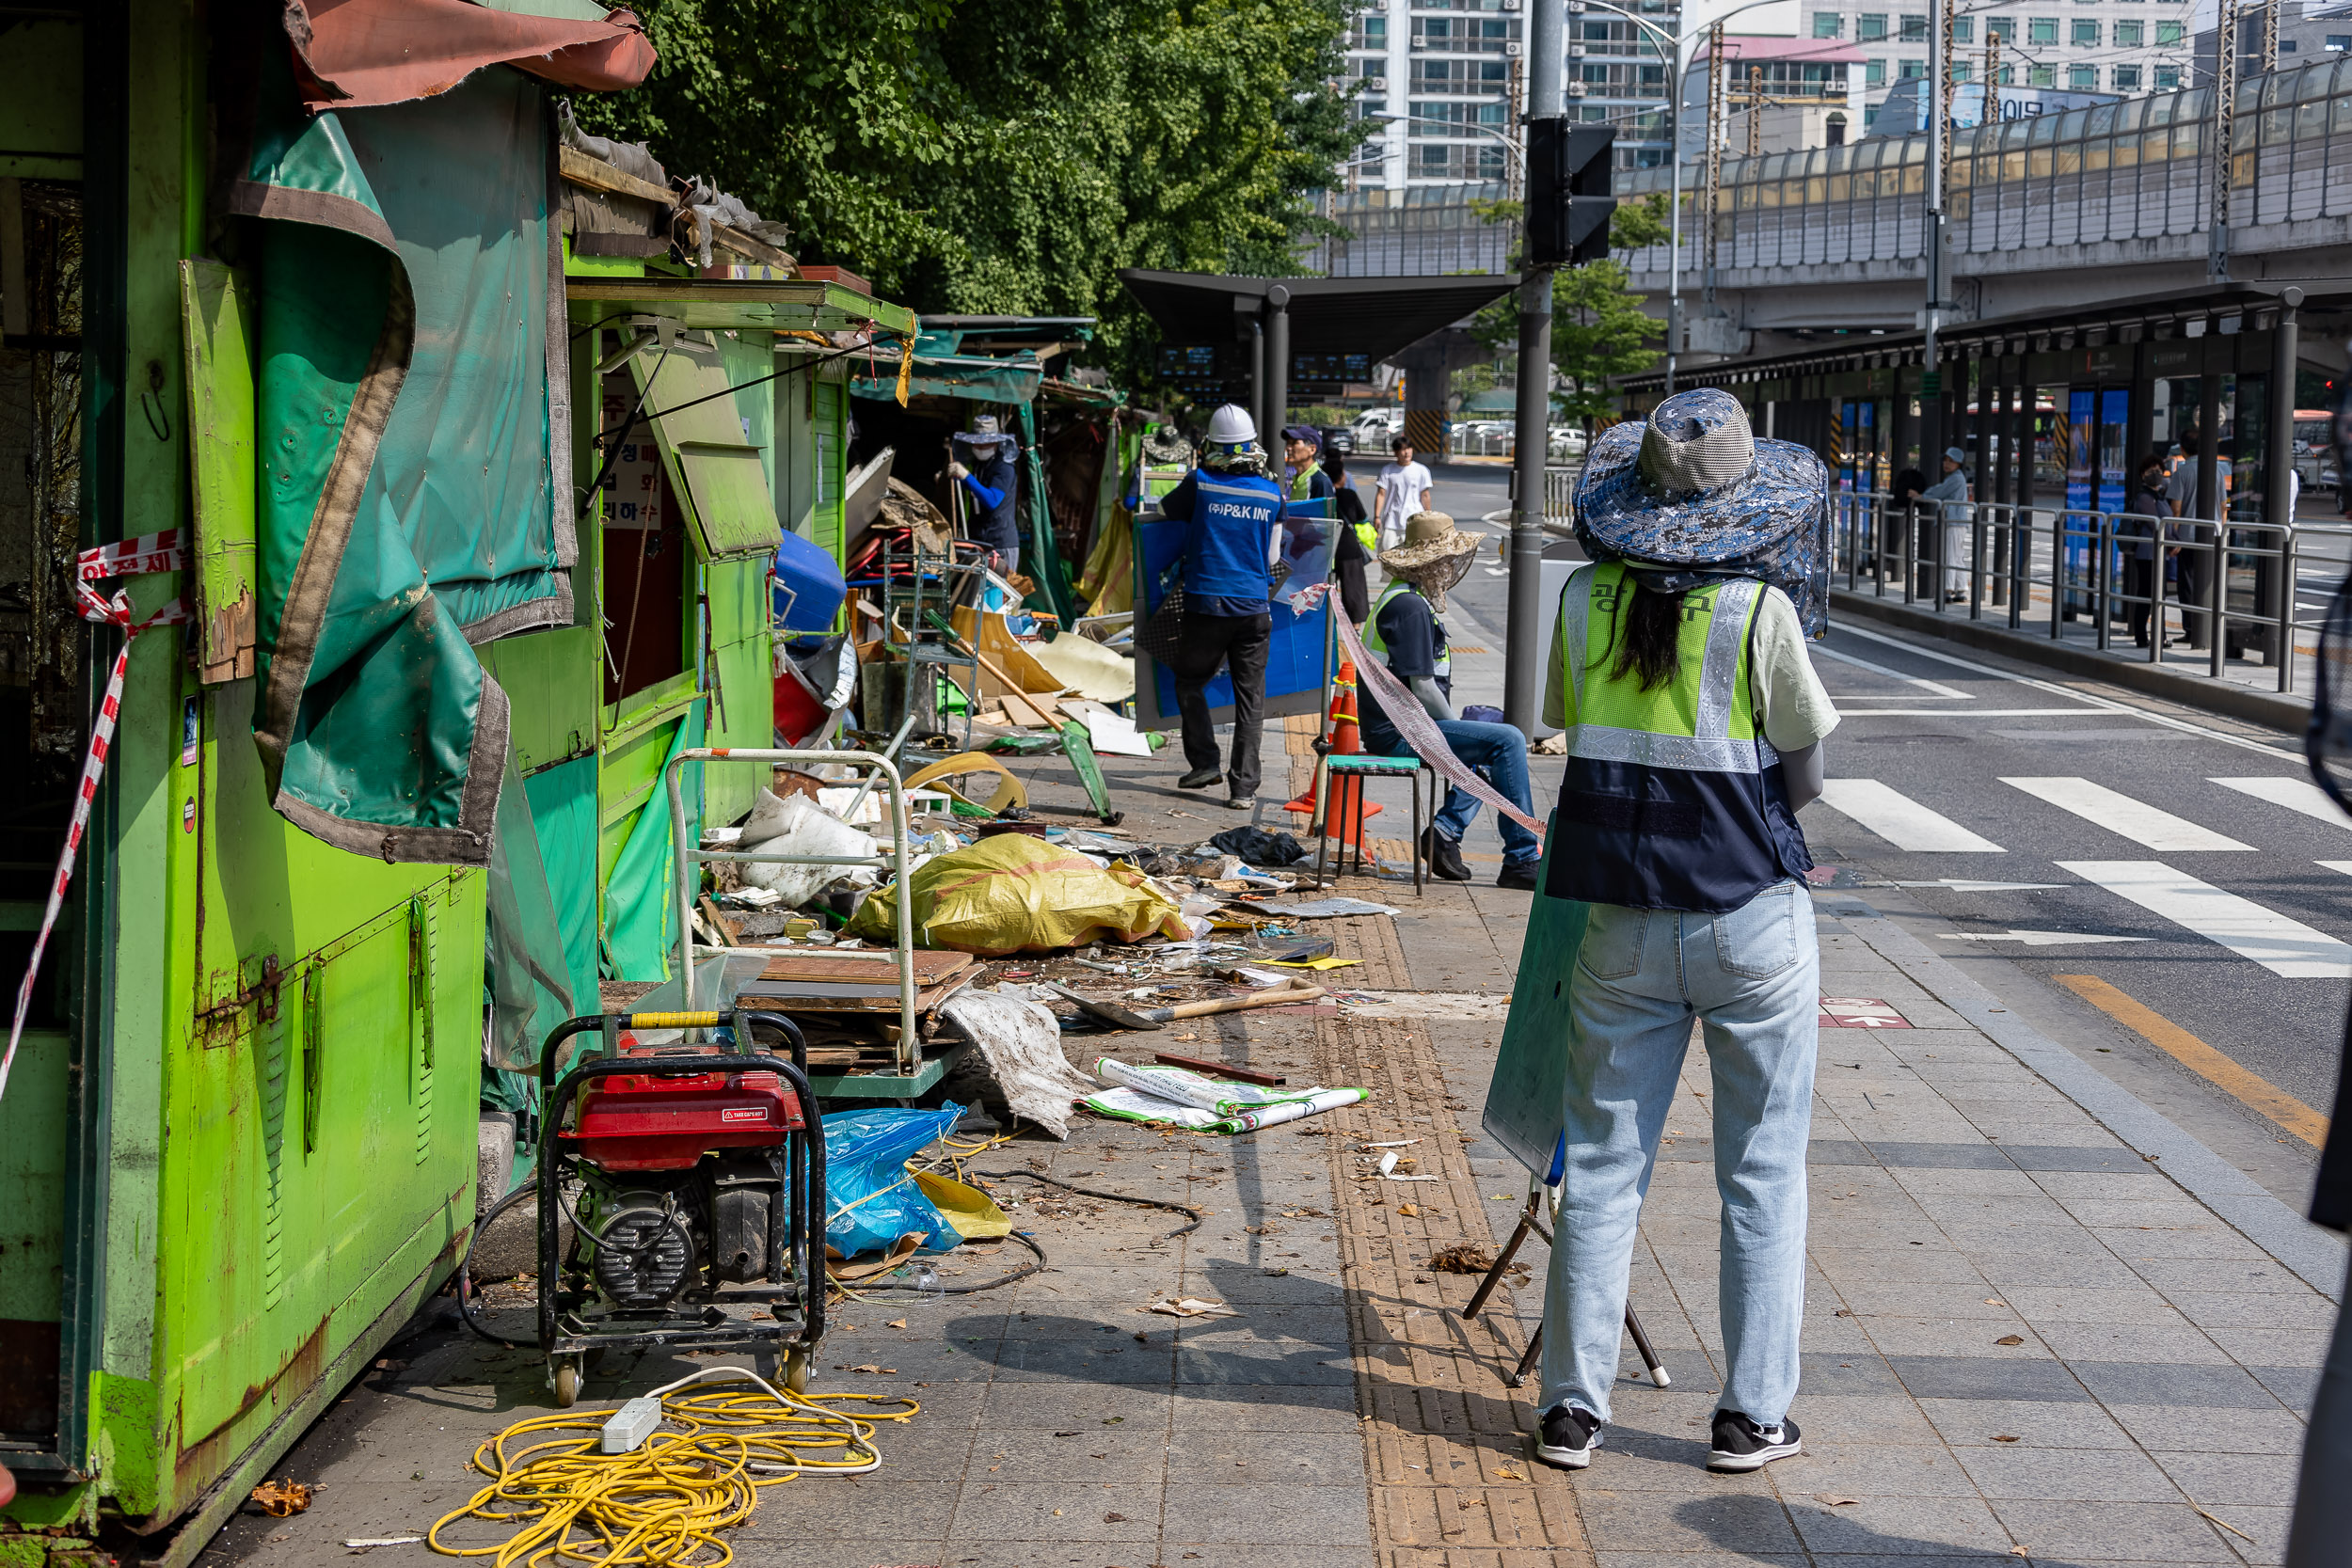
[176,260,257,683]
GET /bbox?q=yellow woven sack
[847,832,1185,955]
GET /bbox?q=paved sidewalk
[202,715,2342,1568]
[1410,879,2342,1568]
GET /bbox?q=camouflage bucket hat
[1572,388,1832,636]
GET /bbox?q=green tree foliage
[571,0,1357,383]
[1471,193,1668,422]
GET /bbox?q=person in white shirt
[1374,436,1434,550]
[1920,445,1973,601]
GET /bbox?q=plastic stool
[1311,752,1431,895]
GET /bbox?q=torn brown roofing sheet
[285,0,656,109]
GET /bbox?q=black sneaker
[1707,1410,1801,1472]
[1496,861,1539,892]
[1421,827,1472,881]
[1176,768,1222,791]
[1533,1404,1602,1470]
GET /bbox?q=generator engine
[566,1043,808,1309]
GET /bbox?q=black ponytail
[1606,577,1686,691]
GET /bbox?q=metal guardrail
[1616,55,2352,276]
[1829,492,2346,695]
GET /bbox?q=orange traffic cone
[1282,660,1382,845]
[1327,661,1361,755]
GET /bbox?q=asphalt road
[1345,458,2348,1133]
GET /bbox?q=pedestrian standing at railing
[2165,429,2232,650]
[1922,446,1972,602]
[2125,452,2171,650]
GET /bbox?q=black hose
[834,1229,1051,1299]
[457,1180,545,1349]
[973,1169,1203,1243]
[842,1169,1204,1303]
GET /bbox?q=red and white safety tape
[0,530,187,1103]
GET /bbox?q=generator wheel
[552,1359,581,1408]
[783,1348,810,1395]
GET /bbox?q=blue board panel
[1131,499,1338,728]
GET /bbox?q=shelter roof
[1117,270,1520,363]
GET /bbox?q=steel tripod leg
[1461,1203,1538,1323]
[1505,1306,1670,1392]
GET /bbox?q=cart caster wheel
[552,1360,581,1408]
[783,1350,810,1395]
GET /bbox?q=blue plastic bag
[821,1103,965,1258]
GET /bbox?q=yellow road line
[2055,974,2330,1148]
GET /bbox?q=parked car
[1319,425,1355,457]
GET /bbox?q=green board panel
[478,624,598,774]
[0,1029,69,1322]
[630,335,783,561]
[178,260,259,683]
[813,372,846,563]
[701,557,771,828]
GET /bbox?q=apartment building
[1345,0,1575,189]
[1800,0,2198,131]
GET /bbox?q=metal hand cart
[666,747,955,1096]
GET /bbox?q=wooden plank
[737,970,975,1014]
[559,144,674,207]
[755,950,972,985]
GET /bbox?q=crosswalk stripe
[2211,776,2352,830]
[2317,861,2352,879]
[1820,779,2005,852]
[2057,861,2352,977]
[2002,777,2254,852]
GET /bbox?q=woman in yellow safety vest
[1529,388,1839,1481]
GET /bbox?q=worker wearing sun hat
[1530,387,1837,1480]
[1354,511,1542,890]
[946,413,1022,575]
[1920,443,1973,601]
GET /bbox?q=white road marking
[2001,777,2255,852]
[1833,708,2118,718]
[1889,879,2071,891]
[1820,779,2006,852]
[1835,622,2301,761]
[2057,860,2352,976]
[2211,776,2352,830]
[1813,643,1974,699]
[2317,860,2352,878]
[1940,929,2153,947]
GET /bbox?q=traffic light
[1526,119,1617,269]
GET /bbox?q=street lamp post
[1571,0,1793,395]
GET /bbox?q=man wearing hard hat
[1153,406,1288,811]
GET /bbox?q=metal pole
[1506,0,1564,736]
[1922,0,1947,473]
[1248,316,1266,440]
[2265,286,2300,668]
[2212,0,2236,280]
[1704,21,1724,308]
[1265,284,1292,445]
[1665,29,1683,393]
[1748,65,1763,158]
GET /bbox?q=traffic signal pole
[1504,0,1565,734]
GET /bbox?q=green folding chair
[1311,751,1431,895]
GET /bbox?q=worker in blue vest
[1154,405,1286,810]
[946,413,1021,575]
[1531,388,1838,1478]
[1356,511,1542,889]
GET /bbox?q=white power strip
[601,1396,663,1454]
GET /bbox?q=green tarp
[602,703,707,983]
[234,58,569,863]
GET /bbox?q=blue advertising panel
[2062,388,2096,607]
[1131,497,1338,728]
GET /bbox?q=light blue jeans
[1539,880,1820,1427]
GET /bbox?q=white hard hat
[1206,404,1258,446]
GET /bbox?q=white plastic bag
[736,789,879,909]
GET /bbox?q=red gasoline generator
[534,1009,826,1405]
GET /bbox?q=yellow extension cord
[427,1368,917,1568]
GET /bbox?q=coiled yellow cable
[427,1369,917,1568]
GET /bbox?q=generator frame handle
[663,747,921,1071]
[533,1010,826,1363]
